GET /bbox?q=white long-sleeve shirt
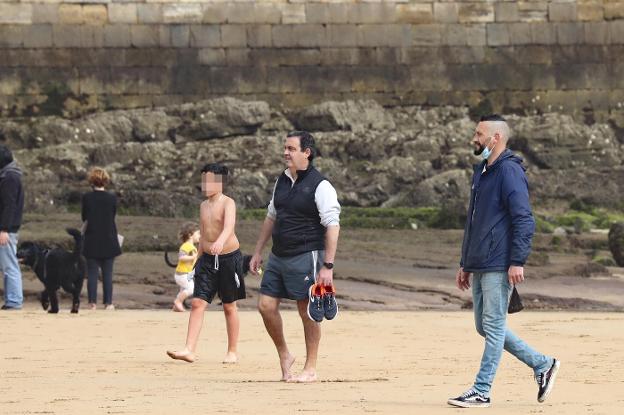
[267,169,341,227]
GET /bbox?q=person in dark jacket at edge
[0,145,24,310]
[447,115,560,408]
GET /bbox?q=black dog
[17,228,86,313]
[164,251,252,275]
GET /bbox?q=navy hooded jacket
[460,149,535,273]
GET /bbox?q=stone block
[83,5,108,25]
[272,25,295,48]
[412,24,442,46]
[518,1,549,22]
[293,24,328,47]
[225,48,250,66]
[137,4,162,24]
[529,64,557,90]
[249,49,321,67]
[158,25,171,47]
[444,24,486,47]
[23,25,53,48]
[108,4,137,24]
[32,5,59,24]
[131,25,160,47]
[0,26,24,48]
[395,3,433,24]
[487,23,510,46]
[189,25,221,47]
[495,2,519,22]
[227,3,280,24]
[320,48,359,66]
[609,20,624,44]
[530,22,557,44]
[221,25,246,47]
[305,4,327,24]
[434,2,458,23]
[327,25,358,48]
[577,0,604,21]
[58,4,83,25]
[247,25,272,48]
[585,22,610,44]
[53,25,83,47]
[266,67,300,93]
[163,4,202,24]
[459,2,494,23]
[605,0,624,20]
[198,48,226,66]
[103,25,131,48]
[83,26,105,48]
[509,23,532,45]
[79,68,110,95]
[439,46,485,64]
[280,4,306,24]
[326,3,350,24]
[0,4,33,25]
[202,4,228,24]
[557,22,584,45]
[170,25,190,48]
[358,24,411,47]
[549,2,577,22]
[349,3,396,24]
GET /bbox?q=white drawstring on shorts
[214,254,219,271]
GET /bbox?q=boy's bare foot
[280,354,296,381]
[222,352,238,364]
[166,349,195,363]
[105,304,115,310]
[172,301,185,312]
[288,370,317,383]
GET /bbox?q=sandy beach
[1,308,623,415]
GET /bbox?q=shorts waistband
[200,249,240,260]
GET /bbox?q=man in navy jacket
[448,115,560,408]
[0,145,24,310]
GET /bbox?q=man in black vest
[250,131,341,383]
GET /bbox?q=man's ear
[493,132,501,145]
[303,147,312,158]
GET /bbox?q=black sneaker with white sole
[447,389,491,408]
[536,358,560,403]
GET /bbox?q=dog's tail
[66,228,82,257]
[164,251,178,268]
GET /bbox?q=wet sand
[1,308,623,414]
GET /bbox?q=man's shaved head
[479,114,511,143]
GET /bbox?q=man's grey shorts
[260,250,325,301]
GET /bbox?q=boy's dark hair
[0,145,14,169]
[480,114,507,122]
[178,221,199,243]
[287,130,316,162]
[201,163,229,176]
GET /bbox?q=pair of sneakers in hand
[307,283,338,322]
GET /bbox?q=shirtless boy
[167,163,246,364]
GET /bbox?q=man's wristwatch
[323,262,334,270]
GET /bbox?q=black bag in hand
[508,285,524,314]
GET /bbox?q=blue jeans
[472,272,553,396]
[86,258,115,305]
[0,233,23,308]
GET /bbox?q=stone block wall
[0,0,623,117]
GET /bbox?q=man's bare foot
[280,354,296,381]
[222,352,238,364]
[288,370,317,383]
[166,349,195,363]
[172,300,185,312]
[89,303,96,310]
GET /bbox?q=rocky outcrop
[290,100,396,133]
[2,98,624,216]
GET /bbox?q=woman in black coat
[81,167,121,310]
